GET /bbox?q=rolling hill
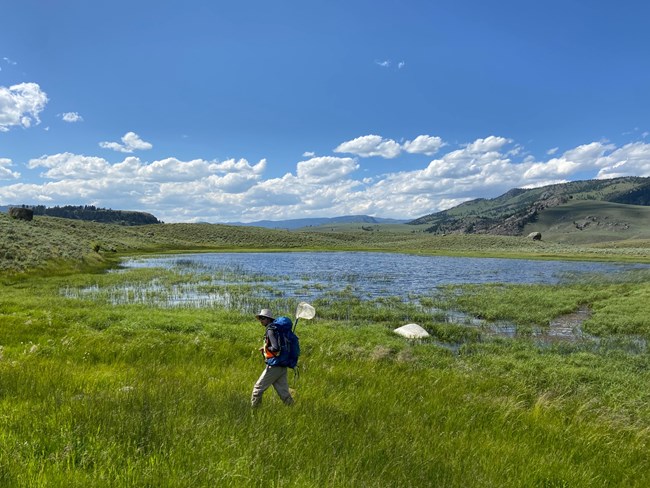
[521,200,650,244]
[408,176,650,242]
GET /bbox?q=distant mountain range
[408,176,650,236]
[226,215,408,230]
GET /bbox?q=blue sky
[1,0,649,222]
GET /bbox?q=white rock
[394,323,430,339]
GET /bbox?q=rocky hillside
[409,177,650,236]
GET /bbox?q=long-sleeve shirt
[263,326,281,356]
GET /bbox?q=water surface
[119,251,648,301]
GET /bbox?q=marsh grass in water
[57,265,650,348]
[60,268,294,315]
[1,268,650,486]
[438,269,650,342]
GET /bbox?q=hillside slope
[409,176,650,236]
[522,200,650,244]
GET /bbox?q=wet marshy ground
[62,251,649,354]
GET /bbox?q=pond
[117,251,648,302]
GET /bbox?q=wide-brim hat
[255,309,274,320]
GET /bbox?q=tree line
[24,205,162,225]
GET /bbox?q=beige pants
[251,365,294,407]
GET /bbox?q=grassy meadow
[1,214,650,486]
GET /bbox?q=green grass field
[0,268,650,487]
[1,213,650,486]
[522,200,650,245]
[1,268,650,486]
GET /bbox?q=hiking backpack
[266,316,300,369]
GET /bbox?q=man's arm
[266,327,281,353]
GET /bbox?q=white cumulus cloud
[0,82,48,132]
[28,153,110,180]
[136,157,211,182]
[335,134,446,159]
[297,156,359,183]
[99,132,153,153]
[463,136,512,153]
[209,158,266,175]
[563,141,614,167]
[595,142,650,179]
[0,158,20,180]
[523,157,581,180]
[335,135,401,158]
[61,112,83,123]
[403,135,446,155]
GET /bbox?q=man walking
[251,309,294,408]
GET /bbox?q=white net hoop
[296,302,316,320]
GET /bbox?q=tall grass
[3,328,650,487]
[437,272,650,339]
[1,268,650,486]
